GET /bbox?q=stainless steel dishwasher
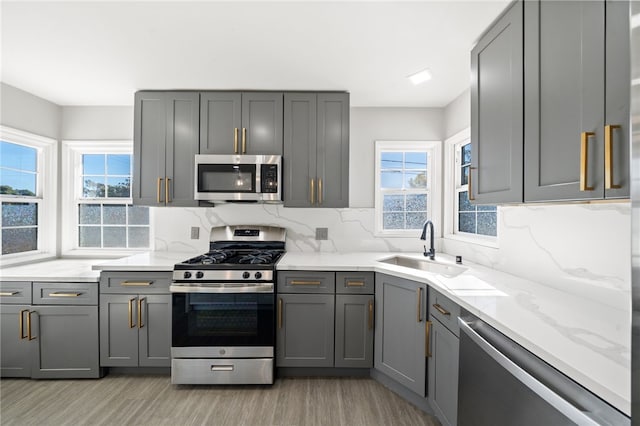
[457,315,629,426]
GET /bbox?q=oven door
[171,285,274,356]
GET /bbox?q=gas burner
[184,249,236,265]
[238,250,282,265]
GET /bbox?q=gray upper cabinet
[470,0,523,204]
[284,92,349,207]
[524,0,629,201]
[200,92,283,155]
[133,91,199,207]
[374,273,427,397]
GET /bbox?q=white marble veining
[0,259,101,282]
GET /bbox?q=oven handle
[169,283,274,293]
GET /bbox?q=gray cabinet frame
[427,316,460,426]
[0,305,32,377]
[335,294,374,368]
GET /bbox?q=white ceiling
[1,1,510,107]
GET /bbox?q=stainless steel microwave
[194,154,282,202]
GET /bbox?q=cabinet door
[138,295,171,367]
[31,306,100,379]
[0,305,31,377]
[316,93,349,208]
[374,273,427,396]
[470,0,523,204]
[335,294,373,368]
[283,92,317,207]
[428,317,459,426]
[100,294,139,367]
[200,92,242,154]
[276,293,334,367]
[165,91,199,207]
[604,0,630,199]
[524,0,605,201]
[133,91,167,206]
[242,92,283,155]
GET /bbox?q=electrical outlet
[315,227,328,240]
[190,227,200,240]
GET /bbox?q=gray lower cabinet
[133,91,199,206]
[200,91,283,155]
[276,293,335,367]
[470,0,523,204]
[0,305,32,377]
[283,92,349,207]
[374,273,427,397]
[335,294,374,368]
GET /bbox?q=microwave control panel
[261,164,279,193]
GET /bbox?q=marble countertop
[0,259,102,282]
[91,251,200,272]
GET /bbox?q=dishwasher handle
[458,318,601,426]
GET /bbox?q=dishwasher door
[457,316,629,426]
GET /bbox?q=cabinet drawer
[336,272,374,294]
[33,282,98,306]
[100,272,172,294]
[430,288,461,336]
[0,282,32,304]
[277,271,335,293]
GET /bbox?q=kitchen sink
[378,256,467,277]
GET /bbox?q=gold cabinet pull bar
[417,287,423,322]
[242,128,247,154]
[121,281,153,287]
[27,311,36,341]
[19,309,28,339]
[138,298,145,329]
[318,178,323,205]
[580,132,595,191]
[157,177,163,203]
[310,178,315,204]
[346,281,365,287]
[49,292,82,297]
[234,127,239,153]
[368,299,374,330]
[0,291,19,296]
[468,167,476,201]
[278,298,283,329]
[432,303,450,316]
[605,124,622,190]
[425,320,432,358]
[290,280,322,286]
[165,177,171,203]
[128,298,136,329]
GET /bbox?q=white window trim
[443,128,499,248]
[0,126,57,266]
[61,140,153,257]
[374,140,442,237]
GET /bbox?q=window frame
[374,140,442,237]
[0,126,57,265]
[443,128,499,247]
[61,140,152,256]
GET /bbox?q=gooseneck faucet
[420,220,435,260]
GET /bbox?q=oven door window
[198,164,256,193]
[172,293,274,347]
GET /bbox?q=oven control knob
[242,272,250,279]
[254,272,262,279]
[183,271,192,279]
[196,271,204,279]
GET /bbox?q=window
[374,141,441,236]
[0,127,56,259]
[62,141,150,252]
[444,128,498,244]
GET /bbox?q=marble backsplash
[153,202,631,307]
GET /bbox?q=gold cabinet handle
[27,311,36,341]
[0,291,19,296]
[318,178,323,205]
[468,167,476,201]
[346,281,365,287]
[417,287,423,322]
[121,281,153,287]
[368,299,374,330]
[290,280,322,286]
[19,309,28,339]
[165,177,171,203]
[157,177,163,203]
[605,124,622,190]
[310,178,315,204]
[278,298,283,329]
[425,320,432,358]
[138,298,145,329]
[242,128,247,154]
[580,132,595,191]
[234,127,239,153]
[49,292,82,297]
[128,298,136,329]
[432,303,450,316]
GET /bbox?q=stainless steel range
[170,225,285,385]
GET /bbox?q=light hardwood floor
[1,375,440,426]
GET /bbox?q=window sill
[443,233,499,249]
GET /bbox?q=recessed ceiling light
[408,68,432,85]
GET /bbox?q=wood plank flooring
[0,375,440,426]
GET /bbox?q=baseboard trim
[277,367,371,377]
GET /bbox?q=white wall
[444,89,470,139]
[1,83,61,139]
[61,106,134,140]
